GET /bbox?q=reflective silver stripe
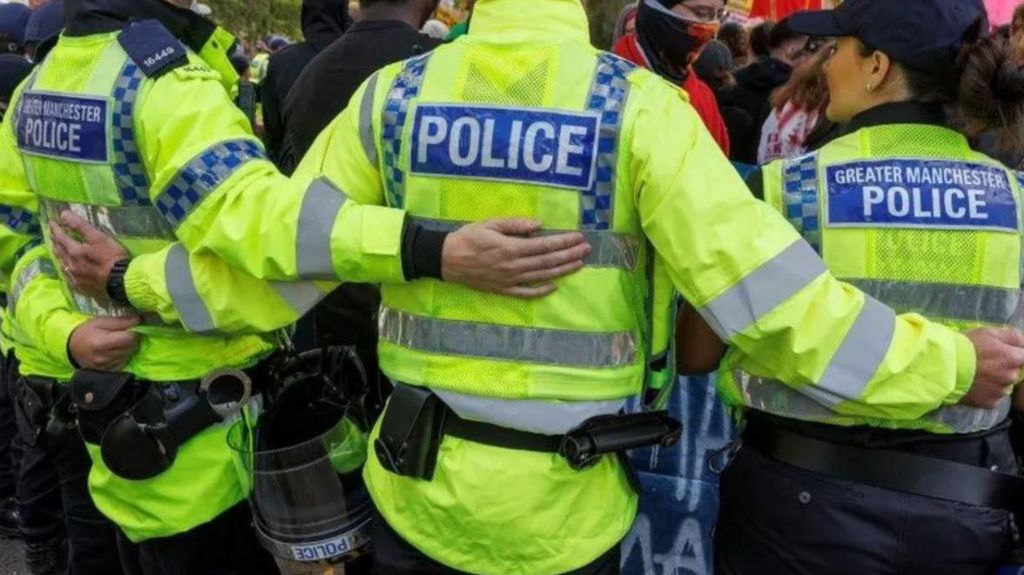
[813,295,895,406]
[66,292,165,326]
[738,371,1009,434]
[269,281,327,317]
[9,259,56,314]
[735,295,895,410]
[415,218,641,271]
[699,241,828,340]
[847,279,1023,327]
[40,199,175,240]
[165,244,215,334]
[379,307,637,368]
[926,397,1011,434]
[432,388,626,435]
[296,178,347,279]
[359,72,380,167]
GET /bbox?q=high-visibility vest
[372,47,662,407]
[720,122,1023,434]
[10,24,269,543]
[359,18,672,574]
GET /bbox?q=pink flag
[986,0,1017,26]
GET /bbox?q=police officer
[675,1,1024,573]
[0,1,32,541]
[0,0,587,573]
[52,1,1024,575]
[8,246,128,575]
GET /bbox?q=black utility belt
[71,367,259,481]
[374,384,682,481]
[745,423,1024,516]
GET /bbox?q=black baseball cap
[787,0,988,73]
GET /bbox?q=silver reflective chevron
[737,369,1010,434]
[699,240,828,340]
[847,279,1024,327]
[379,307,637,368]
[8,258,56,314]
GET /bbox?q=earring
[866,83,874,92]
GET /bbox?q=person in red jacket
[613,0,731,155]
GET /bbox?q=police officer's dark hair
[768,19,803,51]
[750,21,775,58]
[858,17,1024,138]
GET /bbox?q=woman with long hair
[757,40,833,163]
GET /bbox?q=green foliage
[203,0,304,46]
[202,0,631,51]
[586,0,633,50]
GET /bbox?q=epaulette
[117,20,188,79]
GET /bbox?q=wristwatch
[106,259,132,307]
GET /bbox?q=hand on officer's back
[49,211,129,304]
[442,219,591,299]
[961,328,1024,409]
[69,316,141,372]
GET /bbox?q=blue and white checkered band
[381,53,433,209]
[581,53,636,231]
[783,152,821,254]
[0,204,40,237]
[155,139,268,229]
[111,61,151,206]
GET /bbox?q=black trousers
[118,502,280,575]
[371,506,621,575]
[12,366,121,574]
[0,351,20,501]
[715,445,1015,575]
[21,418,122,574]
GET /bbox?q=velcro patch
[118,20,187,78]
[409,104,600,191]
[16,91,110,163]
[826,159,1018,233]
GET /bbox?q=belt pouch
[373,385,446,480]
[70,369,137,444]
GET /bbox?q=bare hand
[50,211,128,301]
[960,328,1024,409]
[68,316,141,371]
[442,219,591,299]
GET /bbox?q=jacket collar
[846,101,947,133]
[469,0,590,45]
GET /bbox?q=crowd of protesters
[607,1,1024,174]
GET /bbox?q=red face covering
[636,0,721,82]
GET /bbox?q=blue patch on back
[409,104,600,191]
[118,20,187,78]
[16,91,109,163]
[826,159,1018,233]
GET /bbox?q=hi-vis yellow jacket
[0,0,984,570]
[0,18,409,543]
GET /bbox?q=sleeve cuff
[124,258,160,312]
[947,332,977,404]
[401,221,447,281]
[48,311,89,369]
